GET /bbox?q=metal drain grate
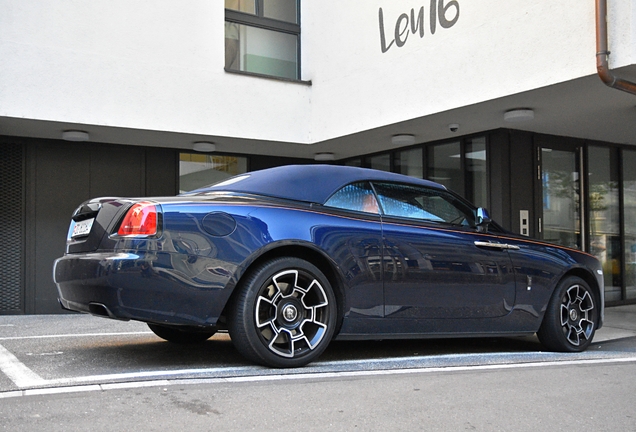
[0,143,24,312]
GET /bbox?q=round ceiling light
[391,134,415,146]
[62,130,90,142]
[314,152,335,161]
[504,109,535,122]
[193,142,216,152]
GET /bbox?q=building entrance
[536,140,630,304]
[538,147,582,251]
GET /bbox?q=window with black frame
[225,0,300,80]
[345,136,488,208]
[179,153,247,194]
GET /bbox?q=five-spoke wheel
[228,257,336,368]
[537,276,598,352]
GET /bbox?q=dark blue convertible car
[54,165,604,367]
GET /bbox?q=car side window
[324,182,380,214]
[372,182,476,226]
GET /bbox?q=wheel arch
[221,243,347,335]
[558,267,603,329]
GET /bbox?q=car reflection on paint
[54,165,604,367]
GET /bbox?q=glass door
[588,146,621,301]
[539,147,582,250]
[623,150,636,300]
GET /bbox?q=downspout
[596,0,636,95]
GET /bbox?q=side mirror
[476,208,491,233]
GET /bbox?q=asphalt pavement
[0,304,634,396]
[1,306,635,431]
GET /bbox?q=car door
[372,182,517,320]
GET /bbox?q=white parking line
[0,331,153,341]
[2,327,636,399]
[225,356,636,383]
[2,355,636,399]
[46,366,264,387]
[0,343,47,388]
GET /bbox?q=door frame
[533,136,586,253]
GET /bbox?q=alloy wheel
[559,284,595,346]
[254,269,330,358]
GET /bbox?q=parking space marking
[46,366,262,387]
[0,331,152,341]
[225,356,636,384]
[0,343,47,388]
[1,324,635,396]
[2,355,636,399]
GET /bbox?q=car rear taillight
[117,202,158,236]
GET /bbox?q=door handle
[474,241,520,251]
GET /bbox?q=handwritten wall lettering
[379,0,460,53]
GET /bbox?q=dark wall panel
[28,141,177,314]
[32,143,90,313]
[509,132,535,236]
[89,146,145,198]
[146,148,178,196]
[0,142,25,313]
[488,131,511,229]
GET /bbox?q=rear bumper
[53,251,236,327]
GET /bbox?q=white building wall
[608,0,636,68]
[0,0,312,143]
[304,0,602,141]
[1,0,634,145]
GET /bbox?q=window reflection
[369,154,390,173]
[179,154,247,193]
[263,0,298,23]
[428,142,463,197]
[588,147,620,300]
[395,148,423,178]
[466,137,487,208]
[351,136,489,206]
[225,23,298,79]
[541,148,580,249]
[623,150,636,300]
[225,0,256,14]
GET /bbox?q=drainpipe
[596,0,636,95]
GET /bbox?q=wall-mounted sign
[379,0,460,53]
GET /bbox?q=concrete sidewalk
[594,304,636,342]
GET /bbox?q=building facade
[1,0,635,313]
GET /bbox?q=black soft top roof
[186,164,446,204]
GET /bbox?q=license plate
[72,218,94,238]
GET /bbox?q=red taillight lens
[117,202,158,236]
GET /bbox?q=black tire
[147,323,215,344]
[537,276,598,352]
[228,257,337,368]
